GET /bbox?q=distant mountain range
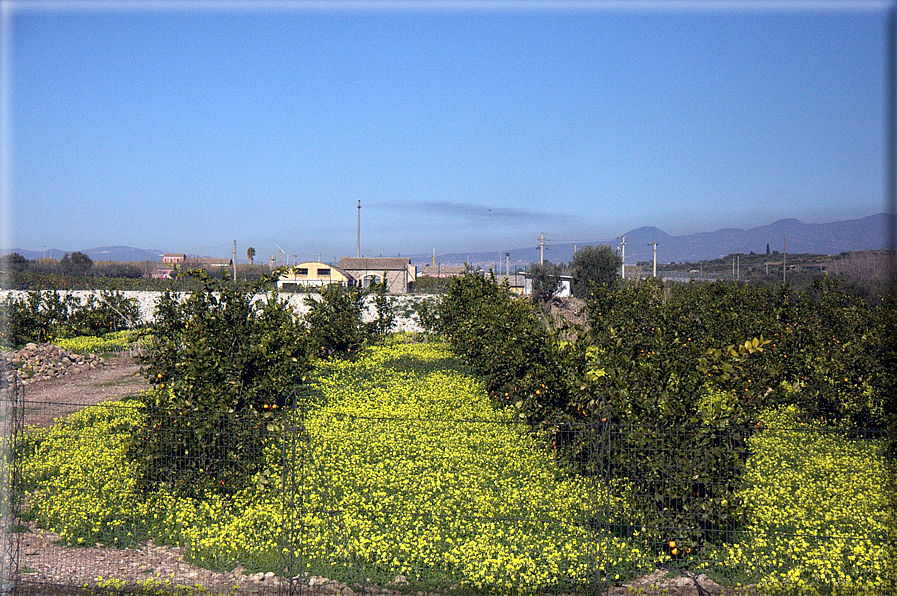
[2,213,893,267]
[0,246,166,262]
[423,213,894,267]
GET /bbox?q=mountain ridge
[2,213,892,267]
[422,213,894,267]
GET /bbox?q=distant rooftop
[338,257,412,271]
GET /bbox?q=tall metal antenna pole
[357,200,361,258]
[539,232,546,265]
[619,236,627,279]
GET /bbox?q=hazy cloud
[367,200,566,223]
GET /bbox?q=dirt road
[18,354,149,427]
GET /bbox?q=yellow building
[277,261,352,290]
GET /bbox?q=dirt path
[19,354,149,427]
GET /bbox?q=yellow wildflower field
[18,343,894,594]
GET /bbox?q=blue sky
[3,1,891,262]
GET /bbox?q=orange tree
[429,271,576,424]
[572,277,890,553]
[133,270,310,496]
[431,272,892,559]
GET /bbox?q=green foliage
[526,261,564,304]
[133,271,309,496]
[431,272,892,562]
[570,244,620,298]
[582,278,890,429]
[303,284,368,358]
[412,275,453,294]
[366,279,395,339]
[429,271,574,425]
[0,290,138,346]
[1,251,28,272]
[575,278,891,547]
[59,251,93,275]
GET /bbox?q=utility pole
[619,236,627,279]
[732,258,736,279]
[357,200,361,259]
[737,255,740,281]
[648,242,658,278]
[232,240,237,282]
[538,232,548,265]
[505,252,510,278]
[783,236,787,283]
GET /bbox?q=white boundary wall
[0,290,434,333]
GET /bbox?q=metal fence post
[0,375,22,595]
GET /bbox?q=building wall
[337,258,417,293]
[277,262,351,289]
[344,268,412,293]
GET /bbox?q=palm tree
[246,246,256,265]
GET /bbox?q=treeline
[427,271,896,550]
[432,271,894,429]
[0,252,277,291]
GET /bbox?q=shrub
[570,244,620,299]
[132,271,310,496]
[429,271,575,425]
[365,280,395,339]
[526,261,564,304]
[0,290,139,345]
[303,284,368,358]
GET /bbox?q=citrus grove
[14,269,897,594]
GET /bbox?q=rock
[264,571,275,580]
[393,575,408,586]
[341,588,355,596]
[231,565,245,577]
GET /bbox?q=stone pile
[1,342,104,385]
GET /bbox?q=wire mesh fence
[1,385,894,595]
